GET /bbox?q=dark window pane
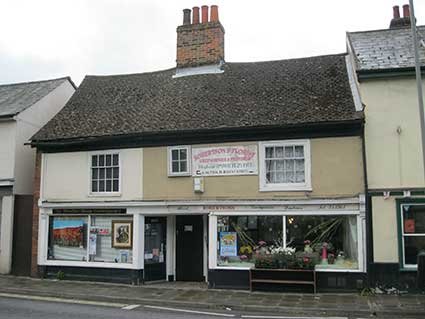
[99,168,105,179]
[92,181,98,192]
[99,155,105,166]
[113,180,119,192]
[92,168,98,180]
[106,154,112,166]
[92,155,98,167]
[106,180,112,192]
[113,167,119,178]
[113,154,119,166]
[172,161,179,173]
[171,149,179,161]
[180,161,187,172]
[99,181,105,192]
[404,236,425,265]
[180,149,187,160]
[403,205,425,234]
[106,168,112,179]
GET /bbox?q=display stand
[249,268,316,293]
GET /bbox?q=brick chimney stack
[176,5,225,69]
[390,4,411,29]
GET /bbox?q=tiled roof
[32,54,362,142]
[0,77,72,118]
[347,26,425,71]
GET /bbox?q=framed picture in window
[112,220,133,248]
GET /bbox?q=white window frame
[400,203,425,269]
[167,146,191,177]
[88,151,122,196]
[39,209,138,269]
[209,211,364,273]
[259,140,311,192]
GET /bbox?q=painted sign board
[192,145,258,176]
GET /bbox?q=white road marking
[122,304,140,310]
[241,316,347,319]
[0,292,127,308]
[144,305,236,317]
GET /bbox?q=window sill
[211,266,362,273]
[42,260,137,269]
[259,185,312,192]
[168,173,191,177]
[88,192,122,197]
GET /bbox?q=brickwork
[176,21,225,68]
[30,151,42,277]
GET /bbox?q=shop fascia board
[39,197,363,209]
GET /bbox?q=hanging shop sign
[192,145,258,176]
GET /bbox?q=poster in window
[404,219,415,233]
[89,233,97,255]
[112,221,133,248]
[220,232,237,257]
[53,220,84,247]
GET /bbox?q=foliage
[56,271,65,280]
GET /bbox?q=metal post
[409,0,425,182]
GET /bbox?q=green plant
[254,256,277,269]
[305,216,344,247]
[56,271,65,280]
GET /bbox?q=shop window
[214,214,359,270]
[168,146,191,176]
[91,153,120,193]
[217,216,283,267]
[400,204,425,268]
[286,215,359,270]
[259,140,311,191]
[48,215,133,264]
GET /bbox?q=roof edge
[32,119,364,152]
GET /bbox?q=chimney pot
[192,7,200,24]
[403,4,410,18]
[202,5,209,23]
[183,9,191,25]
[210,5,219,22]
[393,5,400,19]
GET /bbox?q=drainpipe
[409,0,425,183]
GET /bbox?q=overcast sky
[0,0,424,86]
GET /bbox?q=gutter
[358,66,425,80]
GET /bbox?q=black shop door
[176,215,204,281]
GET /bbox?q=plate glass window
[91,154,119,193]
[401,204,425,267]
[169,146,190,175]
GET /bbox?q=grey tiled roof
[0,77,70,118]
[33,54,362,142]
[347,26,425,71]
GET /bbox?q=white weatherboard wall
[0,121,17,182]
[13,81,75,195]
[361,77,425,189]
[42,149,143,202]
[0,196,14,273]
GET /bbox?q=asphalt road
[0,296,231,319]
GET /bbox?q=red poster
[404,219,415,233]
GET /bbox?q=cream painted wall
[143,137,364,200]
[361,77,425,189]
[43,148,143,201]
[14,81,75,195]
[371,196,399,263]
[0,121,16,181]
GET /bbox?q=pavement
[0,275,424,318]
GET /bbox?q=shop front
[37,196,366,291]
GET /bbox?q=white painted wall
[42,148,143,202]
[361,77,425,189]
[0,121,17,182]
[14,80,75,195]
[0,195,14,274]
